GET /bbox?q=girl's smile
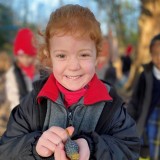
[49,34,97,91]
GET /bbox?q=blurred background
[0,0,160,135]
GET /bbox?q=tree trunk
[125,0,160,90]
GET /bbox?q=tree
[94,0,139,49]
[0,4,17,51]
[125,0,160,90]
[0,1,37,52]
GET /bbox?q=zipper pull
[68,112,73,126]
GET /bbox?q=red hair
[38,4,103,68]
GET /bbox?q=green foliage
[0,4,18,51]
[94,0,140,48]
[0,3,37,53]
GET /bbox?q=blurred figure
[120,45,133,79]
[116,45,133,88]
[104,44,133,89]
[96,35,111,80]
[5,28,39,110]
[96,32,119,81]
[127,34,160,160]
[104,60,117,85]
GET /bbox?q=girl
[0,4,140,160]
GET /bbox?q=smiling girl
[0,4,140,160]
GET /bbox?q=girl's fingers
[48,126,74,142]
[49,126,69,142]
[75,138,90,160]
[36,126,75,158]
[54,146,61,160]
[54,145,69,160]
[36,145,53,157]
[43,130,63,145]
[36,131,62,157]
[39,136,57,152]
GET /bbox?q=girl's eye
[80,53,90,57]
[56,54,66,59]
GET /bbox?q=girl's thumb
[66,126,74,137]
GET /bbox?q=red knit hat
[13,28,37,56]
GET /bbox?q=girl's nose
[68,57,80,70]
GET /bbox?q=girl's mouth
[65,75,82,80]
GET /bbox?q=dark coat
[127,62,153,136]
[0,76,140,160]
[127,63,154,158]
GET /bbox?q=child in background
[0,4,140,160]
[127,34,160,160]
[5,28,39,110]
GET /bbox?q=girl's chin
[65,85,84,91]
[66,87,82,91]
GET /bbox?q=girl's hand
[75,138,90,160]
[36,126,74,157]
[54,144,69,160]
[54,138,90,160]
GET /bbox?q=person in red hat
[5,28,39,110]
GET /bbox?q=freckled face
[49,35,97,91]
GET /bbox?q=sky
[31,0,140,34]
[28,0,99,25]
[10,0,105,32]
[0,0,140,35]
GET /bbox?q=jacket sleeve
[0,92,45,160]
[78,104,140,160]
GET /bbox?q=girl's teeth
[66,76,80,79]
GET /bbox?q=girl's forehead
[49,34,95,46]
[50,32,92,40]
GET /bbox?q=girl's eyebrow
[78,49,93,52]
[52,49,93,53]
[52,50,67,53]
